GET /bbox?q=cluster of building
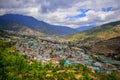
[15,37,120,74]
[0,30,119,74]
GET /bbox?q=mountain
[67,21,120,60]
[0,19,43,36]
[67,21,120,42]
[0,14,77,36]
[76,25,96,32]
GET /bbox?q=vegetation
[0,40,120,80]
[67,21,120,45]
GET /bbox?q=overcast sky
[0,0,120,28]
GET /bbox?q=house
[93,62,102,67]
[24,49,32,54]
[51,57,60,61]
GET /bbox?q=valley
[0,0,120,79]
[0,14,120,80]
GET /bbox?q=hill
[90,36,120,60]
[0,14,77,36]
[67,21,120,43]
[67,21,120,60]
[0,19,43,36]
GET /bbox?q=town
[8,31,120,73]
[1,30,120,74]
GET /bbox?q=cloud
[0,0,120,28]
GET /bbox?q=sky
[0,0,120,28]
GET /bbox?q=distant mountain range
[76,25,96,32]
[0,14,78,36]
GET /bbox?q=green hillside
[67,21,120,45]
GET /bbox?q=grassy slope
[67,21,120,44]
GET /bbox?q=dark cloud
[37,0,80,13]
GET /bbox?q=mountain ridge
[0,19,43,36]
[67,20,120,42]
[0,14,78,36]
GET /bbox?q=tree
[59,59,65,68]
